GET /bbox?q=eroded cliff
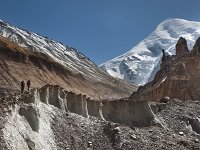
[0,85,154,149]
[39,85,154,127]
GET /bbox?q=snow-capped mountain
[0,19,126,83]
[100,18,200,85]
[0,19,135,99]
[0,20,96,78]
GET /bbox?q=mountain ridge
[0,19,136,99]
[130,36,200,101]
[100,18,200,85]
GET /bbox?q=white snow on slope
[0,20,108,82]
[100,18,200,85]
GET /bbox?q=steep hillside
[100,18,200,85]
[0,20,136,99]
[130,36,200,101]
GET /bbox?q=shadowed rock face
[25,138,36,150]
[188,118,200,134]
[193,37,200,54]
[19,106,40,132]
[176,37,189,56]
[37,85,154,127]
[130,37,200,101]
[102,100,154,127]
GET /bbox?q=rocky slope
[1,86,200,150]
[130,36,200,102]
[0,20,136,99]
[100,18,200,85]
[0,85,154,149]
[1,19,200,150]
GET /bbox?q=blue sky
[0,0,200,64]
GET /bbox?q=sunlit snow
[100,18,200,85]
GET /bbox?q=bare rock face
[38,85,154,128]
[175,37,189,56]
[131,37,200,101]
[188,117,200,134]
[193,36,200,54]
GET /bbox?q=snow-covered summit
[99,18,200,85]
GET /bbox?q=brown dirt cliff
[0,36,136,100]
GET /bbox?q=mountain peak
[160,18,194,24]
[100,18,200,85]
[130,36,200,101]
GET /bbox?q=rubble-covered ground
[0,94,200,150]
[52,99,200,150]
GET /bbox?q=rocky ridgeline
[0,22,136,100]
[130,36,200,101]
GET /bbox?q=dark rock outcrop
[188,118,200,134]
[175,37,189,56]
[193,36,200,54]
[25,138,36,150]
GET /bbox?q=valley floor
[51,99,200,150]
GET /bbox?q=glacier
[99,18,200,85]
